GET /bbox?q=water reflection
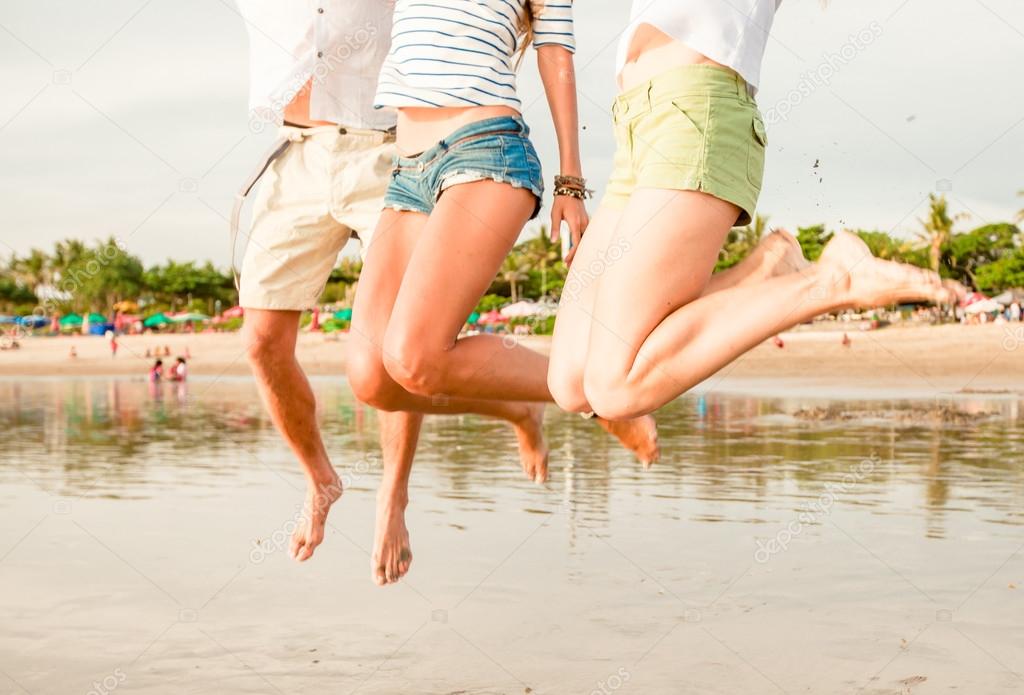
[2,378,1023,538]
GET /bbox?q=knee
[582,363,643,421]
[547,363,591,414]
[347,346,402,410]
[381,327,448,398]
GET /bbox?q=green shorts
[603,64,766,227]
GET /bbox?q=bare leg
[351,209,550,484]
[380,182,555,401]
[577,189,954,419]
[244,309,344,561]
[372,409,420,585]
[551,212,808,408]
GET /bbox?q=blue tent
[0,315,17,324]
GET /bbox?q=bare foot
[372,493,412,586]
[595,414,660,468]
[290,474,342,562]
[762,228,811,277]
[819,230,962,307]
[511,402,549,483]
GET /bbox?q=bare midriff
[282,78,336,127]
[618,23,733,92]
[395,105,521,156]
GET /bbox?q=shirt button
[317,51,323,58]
[417,162,425,172]
[317,7,324,13]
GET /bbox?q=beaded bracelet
[554,174,587,190]
[554,186,588,200]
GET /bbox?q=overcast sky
[1,0,1022,266]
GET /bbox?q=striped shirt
[374,1,575,111]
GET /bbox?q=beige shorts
[238,125,395,311]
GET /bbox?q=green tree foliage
[796,224,833,262]
[716,215,768,271]
[941,223,1019,287]
[974,248,1024,293]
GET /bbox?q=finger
[565,244,578,266]
[550,214,561,243]
[579,212,591,236]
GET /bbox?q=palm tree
[917,194,964,273]
[519,227,560,297]
[500,254,531,303]
[11,248,50,290]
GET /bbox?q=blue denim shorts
[384,116,544,219]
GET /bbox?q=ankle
[377,486,409,510]
[307,465,340,492]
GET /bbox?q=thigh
[549,203,622,376]
[587,188,739,369]
[350,209,429,354]
[387,180,535,349]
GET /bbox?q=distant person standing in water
[149,359,163,382]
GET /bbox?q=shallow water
[1,377,1022,694]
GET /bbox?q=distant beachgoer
[184,346,191,360]
[170,357,187,382]
[145,347,151,358]
[773,335,785,349]
[1011,302,1021,322]
[69,346,77,359]
[149,359,163,382]
[842,333,852,347]
[110,335,118,357]
[163,345,171,357]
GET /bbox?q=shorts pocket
[746,113,767,188]
[641,99,706,167]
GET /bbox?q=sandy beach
[4,322,1023,396]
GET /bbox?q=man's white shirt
[237,0,396,130]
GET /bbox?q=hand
[550,195,590,266]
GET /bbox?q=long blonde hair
[515,1,541,66]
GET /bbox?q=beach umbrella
[476,310,508,325]
[964,298,1002,314]
[467,311,480,325]
[991,289,1024,306]
[59,313,83,327]
[333,307,353,321]
[86,312,107,324]
[143,313,170,327]
[113,300,139,312]
[221,305,245,319]
[499,300,553,318]
[169,312,210,323]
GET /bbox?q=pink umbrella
[476,310,508,325]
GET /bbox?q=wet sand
[1,379,1022,694]
[3,322,1024,397]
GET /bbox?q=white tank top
[617,0,782,92]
